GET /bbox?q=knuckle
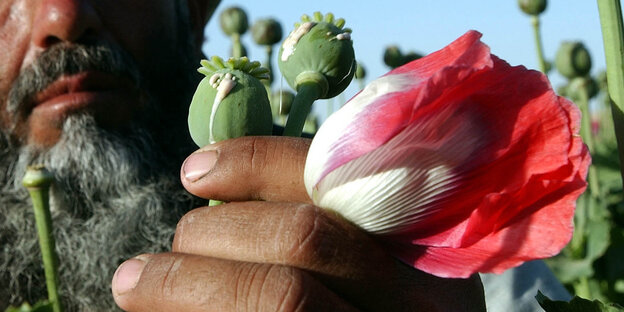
[281,205,333,266]
[172,208,203,251]
[245,137,272,199]
[157,256,185,299]
[267,266,309,312]
[237,264,308,312]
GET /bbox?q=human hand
[111,136,486,311]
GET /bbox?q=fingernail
[112,257,147,296]
[183,150,218,182]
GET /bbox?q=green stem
[575,276,592,299]
[531,15,548,74]
[570,193,588,257]
[231,33,245,58]
[209,200,223,206]
[264,45,274,85]
[577,88,602,197]
[283,82,323,136]
[23,166,62,312]
[597,0,624,183]
[283,72,328,137]
[263,45,273,99]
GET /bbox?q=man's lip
[34,71,135,109]
[29,71,139,120]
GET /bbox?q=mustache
[6,42,141,123]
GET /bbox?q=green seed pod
[252,18,283,46]
[278,12,356,99]
[188,56,273,147]
[403,51,423,64]
[555,41,592,79]
[518,0,547,15]
[271,90,295,116]
[383,45,404,69]
[355,62,366,80]
[568,76,599,100]
[220,6,249,36]
[22,165,54,188]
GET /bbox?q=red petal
[380,55,590,277]
[388,145,588,278]
[312,31,493,187]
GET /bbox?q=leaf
[536,291,624,312]
[546,257,594,283]
[587,219,611,260]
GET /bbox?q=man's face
[0,1,216,309]
[0,0,199,147]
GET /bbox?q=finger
[172,201,411,310]
[172,202,487,311]
[111,253,357,312]
[180,136,312,203]
[172,201,393,280]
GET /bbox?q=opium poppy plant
[304,30,590,278]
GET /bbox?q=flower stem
[22,166,62,312]
[283,72,328,137]
[597,0,624,183]
[531,15,548,73]
[577,88,602,197]
[231,33,244,58]
[263,46,274,99]
[264,45,274,85]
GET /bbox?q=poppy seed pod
[271,90,295,116]
[278,12,356,99]
[555,41,592,79]
[568,76,599,100]
[403,51,423,64]
[188,56,273,147]
[383,45,404,69]
[219,7,249,36]
[518,0,547,15]
[252,18,283,46]
[22,165,54,188]
[355,62,366,80]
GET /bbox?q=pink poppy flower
[304,30,590,278]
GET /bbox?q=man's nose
[31,0,102,48]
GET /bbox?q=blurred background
[202,0,605,120]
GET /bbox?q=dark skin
[112,136,486,311]
[0,1,485,310]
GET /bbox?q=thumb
[180,136,312,203]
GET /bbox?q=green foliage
[536,291,624,312]
[546,66,624,306]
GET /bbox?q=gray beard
[0,2,206,309]
[0,114,201,311]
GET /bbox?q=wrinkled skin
[0,1,485,311]
[113,136,486,312]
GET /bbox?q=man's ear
[187,0,221,46]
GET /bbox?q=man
[0,0,485,311]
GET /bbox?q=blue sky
[202,1,607,120]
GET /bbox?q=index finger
[180,136,312,203]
